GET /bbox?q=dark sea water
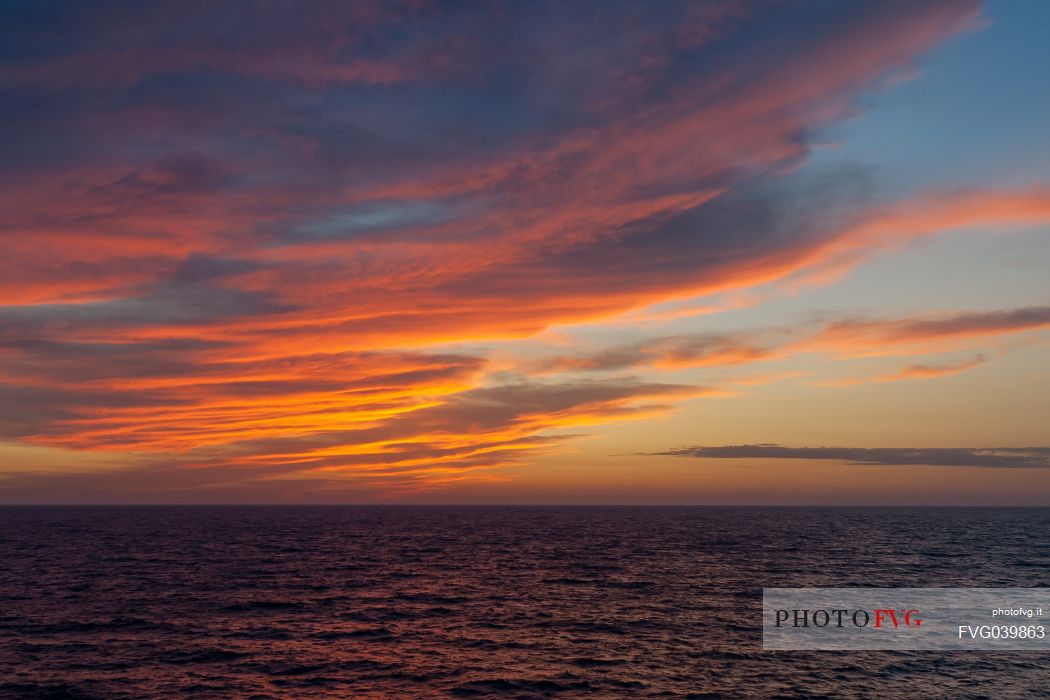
[0,506,1047,699]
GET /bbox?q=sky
[0,0,1048,504]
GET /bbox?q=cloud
[522,306,1050,376]
[0,1,446,90]
[0,348,488,450]
[875,355,986,382]
[3,0,1029,499]
[0,377,707,501]
[532,333,773,373]
[810,307,1050,354]
[654,444,1050,468]
[1,1,994,322]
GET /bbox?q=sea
[0,506,1046,699]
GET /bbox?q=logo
[774,608,922,629]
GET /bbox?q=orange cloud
[2,0,1025,501]
[875,355,987,382]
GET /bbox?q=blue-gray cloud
[655,444,1050,468]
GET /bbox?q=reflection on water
[0,506,1047,698]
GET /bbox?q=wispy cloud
[521,307,1050,375]
[6,0,1039,500]
[808,308,1050,355]
[875,355,987,382]
[654,444,1050,469]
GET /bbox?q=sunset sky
[1,0,1048,504]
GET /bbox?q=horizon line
[1,503,1048,508]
